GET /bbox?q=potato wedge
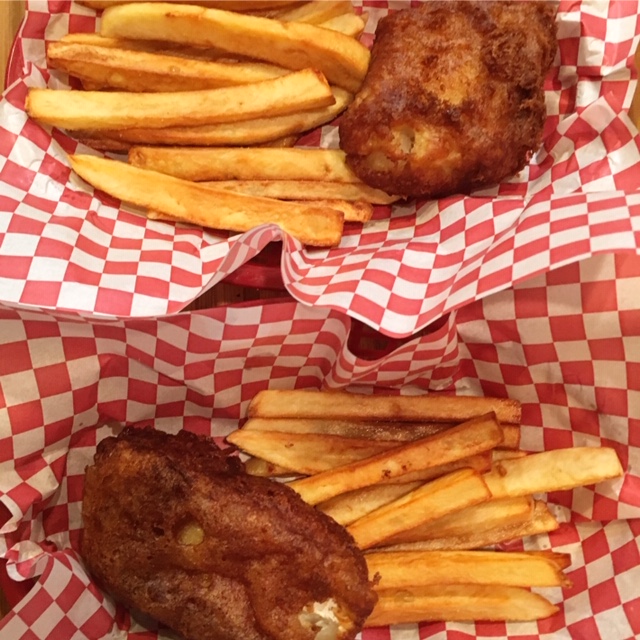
[47,41,288,92]
[92,86,352,146]
[27,68,333,130]
[100,3,370,92]
[289,414,503,504]
[484,447,624,498]
[248,389,522,424]
[347,469,491,550]
[367,550,572,589]
[68,155,344,247]
[365,585,559,626]
[128,147,361,183]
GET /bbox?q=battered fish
[81,427,376,640]
[339,1,557,198]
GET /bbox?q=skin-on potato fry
[382,499,560,552]
[367,550,572,589]
[91,86,352,146]
[484,447,624,498]
[248,389,522,424]
[289,414,504,505]
[47,41,288,92]
[365,585,559,626]
[200,180,399,205]
[128,147,362,183]
[347,469,491,550]
[100,2,370,93]
[68,155,344,247]
[26,68,333,130]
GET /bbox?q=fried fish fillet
[81,427,376,640]
[339,1,557,198]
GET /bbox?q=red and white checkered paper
[1,251,640,640]
[0,1,639,337]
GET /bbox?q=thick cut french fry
[82,1,303,10]
[384,496,534,544]
[100,3,370,92]
[200,180,399,205]
[319,482,424,526]
[248,390,522,424]
[365,585,559,626]
[367,550,572,589]
[492,449,528,462]
[47,41,288,92]
[27,68,333,130]
[274,1,353,24]
[244,457,296,477]
[320,12,367,38]
[484,447,624,498]
[128,147,361,183]
[347,469,491,550]
[68,155,344,247]
[93,86,352,146]
[381,500,560,552]
[289,414,504,505]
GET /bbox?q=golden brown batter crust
[339,1,557,198]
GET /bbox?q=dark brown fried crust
[81,427,376,640]
[338,1,558,198]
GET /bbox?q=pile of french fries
[25,0,395,246]
[227,389,624,627]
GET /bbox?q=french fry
[384,496,534,544]
[244,457,296,477]
[68,155,344,247]
[27,68,333,130]
[81,1,303,10]
[347,469,491,550]
[382,500,560,551]
[320,12,367,38]
[100,3,370,92]
[128,147,361,183]
[319,482,424,526]
[47,41,288,92]
[248,389,522,424]
[365,585,559,626]
[484,447,624,499]
[259,135,299,148]
[274,0,354,24]
[289,414,504,504]
[91,86,352,146]
[200,180,399,205]
[492,449,528,462]
[367,550,572,589]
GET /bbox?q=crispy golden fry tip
[26,69,333,130]
[128,147,362,183]
[367,550,572,589]
[68,154,344,247]
[47,41,288,92]
[347,469,491,550]
[248,390,522,424]
[95,87,352,146]
[100,2,370,92]
[320,13,367,38]
[289,414,504,505]
[484,447,624,498]
[365,585,559,626]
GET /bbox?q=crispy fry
[347,469,491,550]
[289,414,503,505]
[274,1,353,24]
[244,457,296,478]
[288,200,372,223]
[484,447,624,498]
[68,155,344,247]
[27,68,333,130]
[248,390,522,424]
[320,12,367,38]
[47,41,288,92]
[367,550,572,589]
[319,482,424,526]
[382,500,560,551]
[200,180,399,205]
[100,3,370,92]
[365,585,559,626]
[128,147,361,183]
[92,86,352,146]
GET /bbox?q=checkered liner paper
[1,251,640,640]
[0,0,639,338]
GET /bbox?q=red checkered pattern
[1,1,639,337]
[2,252,640,639]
